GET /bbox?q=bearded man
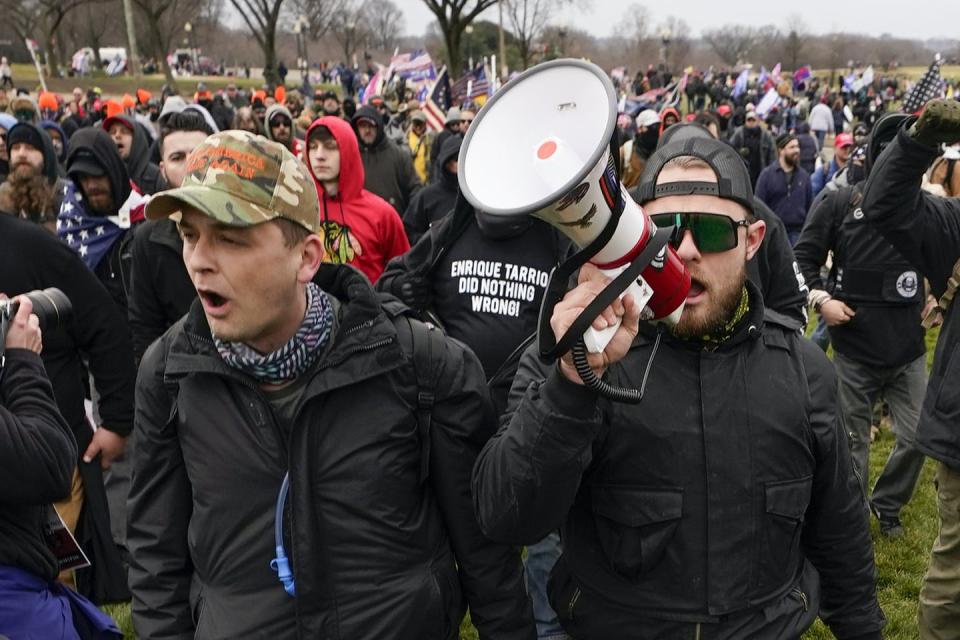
[473,137,885,640]
[0,122,67,229]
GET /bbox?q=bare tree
[329,0,371,63]
[658,15,690,73]
[0,0,105,76]
[365,0,404,52]
[504,0,582,70]
[420,0,498,75]
[782,14,806,72]
[289,0,343,40]
[132,0,208,89]
[229,0,287,86]
[702,25,768,67]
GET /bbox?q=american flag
[389,50,437,83]
[57,180,146,270]
[903,57,944,114]
[452,63,490,104]
[423,66,452,132]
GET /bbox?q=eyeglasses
[272,118,292,128]
[650,212,750,254]
[460,119,474,125]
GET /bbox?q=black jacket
[129,264,534,640]
[0,212,134,604]
[473,284,884,639]
[351,105,422,214]
[861,128,960,468]
[795,182,925,368]
[128,219,196,364]
[0,349,77,582]
[402,134,461,245]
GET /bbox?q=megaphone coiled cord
[571,326,663,404]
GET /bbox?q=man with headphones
[474,136,884,640]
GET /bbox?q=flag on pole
[732,68,749,99]
[793,65,812,90]
[903,57,943,114]
[360,67,385,105]
[452,63,491,105]
[423,66,452,132]
[388,50,437,83]
[756,88,779,117]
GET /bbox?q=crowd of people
[0,54,959,640]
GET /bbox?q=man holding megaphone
[472,94,884,638]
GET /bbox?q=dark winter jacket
[402,134,461,245]
[755,163,814,233]
[128,219,196,364]
[795,123,818,175]
[862,128,960,469]
[729,125,777,186]
[128,264,534,640]
[104,115,166,195]
[473,283,884,640]
[0,349,77,582]
[351,105,422,213]
[0,212,134,604]
[795,182,925,368]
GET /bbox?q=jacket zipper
[792,586,809,612]
[568,587,581,621]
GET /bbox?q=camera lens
[22,288,72,332]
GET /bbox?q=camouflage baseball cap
[145,130,320,232]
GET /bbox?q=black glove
[395,273,432,311]
[908,98,960,148]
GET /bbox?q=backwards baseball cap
[145,130,320,233]
[636,109,660,128]
[635,136,755,217]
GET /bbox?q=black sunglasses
[272,118,292,128]
[650,212,750,254]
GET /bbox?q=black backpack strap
[388,302,445,485]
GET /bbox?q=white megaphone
[459,59,690,355]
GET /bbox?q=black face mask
[475,209,532,240]
[847,162,865,185]
[637,127,660,153]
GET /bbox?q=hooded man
[351,105,422,214]
[264,104,303,158]
[0,113,16,182]
[402,133,460,245]
[306,116,410,283]
[60,128,147,310]
[0,122,67,229]
[428,107,463,182]
[10,95,40,124]
[621,109,660,189]
[40,120,68,170]
[729,110,778,188]
[102,114,166,195]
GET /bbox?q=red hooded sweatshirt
[306,116,409,283]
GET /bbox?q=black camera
[0,289,72,367]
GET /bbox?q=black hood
[104,114,153,186]
[351,105,386,149]
[7,122,59,183]
[436,134,462,186]
[66,127,131,213]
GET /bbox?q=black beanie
[7,122,45,155]
[776,133,796,149]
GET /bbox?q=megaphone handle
[583,272,653,353]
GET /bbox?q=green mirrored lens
[689,214,736,253]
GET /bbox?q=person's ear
[745,219,766,261]
[297,232,327,283]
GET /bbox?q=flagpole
[25,39,47,92]
[497,0,508,81]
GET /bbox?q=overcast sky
[396,0,960,41]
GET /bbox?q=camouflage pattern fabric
[146,130,321,233]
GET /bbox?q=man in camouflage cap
[127,130,534,638]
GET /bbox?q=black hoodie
[104,115,165,195]
[65,127,136,309]
[351,105,421,213]
[402,134,461,244]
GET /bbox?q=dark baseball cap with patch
[635,136,755,216]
